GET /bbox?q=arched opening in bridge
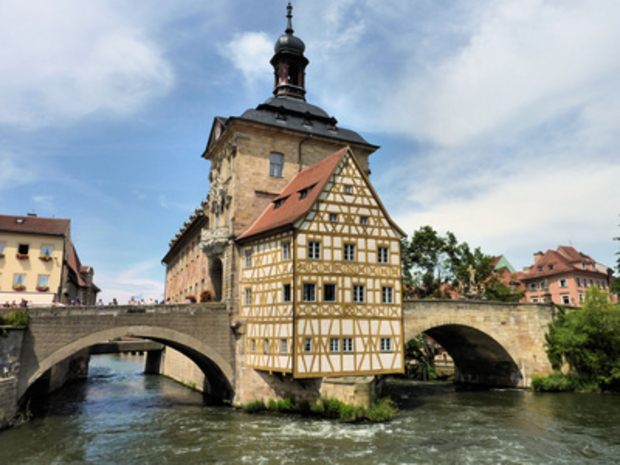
[20,327,235,412]
[209,258,223,302]
[408,324,523,387]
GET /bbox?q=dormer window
[274,197,287,209]
[548,264,554,270]
[299,189,308,199]
[537,266,543,272]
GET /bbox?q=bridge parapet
[25,302,227,317]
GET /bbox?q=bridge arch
[411,324,523,387]
[20,325,234,402]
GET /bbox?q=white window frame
[562,295,570,305]
[244,250,252,268]
[281,339,288,354]
[264,339,269,354]
[329,213,338,223]
[244,288,252,305]
[303,283,316,302]
[344,185,352,195]
[304,338,312,353]
[251,339,256,353]
[529,283,538,292]
[282,242,291,261]
[40,245,53,256]
[559,279,568,288]
[360,216,368,226]
[382,286,394,304]
[344,243,356,262]
[380,337,392,352]
[343,337,354,353]
[270,152,284,177]
[37,275,50,287]
[378,247,389,264]
[353,285,365,304]
[329,338,340,353]
[308,241,321,260]
[13,274,26,286]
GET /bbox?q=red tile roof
[237,147,348,240]
[522,246,606,280]
[0,214,70,236]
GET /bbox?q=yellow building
[238,148,405,377]
[0,214,99,306]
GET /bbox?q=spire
[286,2,294,35]
[271,3,309,99]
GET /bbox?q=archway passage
[209,258,223,302]
[422,324,523,387]
[20,326,235,405]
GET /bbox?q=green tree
[543,286,620,391]
[402,225,522,301]
[612,218,620,294]
[404,335,437,380]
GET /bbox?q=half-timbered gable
[239,147,405,378]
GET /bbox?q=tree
[612,218,620,295]
[401,225,522,301]
[543,286,620,391]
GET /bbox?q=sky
[2,0,619,303]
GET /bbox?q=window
[579,293,584,303]
[308,241,321,260]
[244,250,252,268]
[378,247,389,264]
[13,274,26,286]
[282,242,291,261]
[251,339,256,353]
[244,288,252,305]
[353,285,365,303]
[274,198,285,209]
[360,216,368,226]
[382,287,394,304]
[529,283,538,292]
[590,279,594,287]
[548,264,555,270]
[330,213,338,223]
[281,339,288,354]
[330,338,340,353]
[324,284,336,302]
[343,338,354,353]
[0,242,4,254]
[270,152,284,177]
[540,281,546,291]
[283,284,291,303]
[344,243,356,262]
[304,338,312,353]
[562,295,570,305]
[531,298,539,303]
[299,188,309,199]
[344,185,352,195]
[559,279,568,288]
[380,338,393,352]
[576,277,582,287]
[18,244,29,255]
[264,339,269,354]
[303,283,316,302]
[537,266,543,272]
[37,275,50,287]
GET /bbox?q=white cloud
[218,32,273,88]
[0,151,38,190]
[96,260,164,304]
[0,0,174,129]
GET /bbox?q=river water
[1,355,620,464]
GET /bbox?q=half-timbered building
[238,147,405,378]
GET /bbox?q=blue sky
[2,0,619,303]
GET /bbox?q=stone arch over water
[411,324,523,387]
[20,326,235,402]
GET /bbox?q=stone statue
[210,175,227,216]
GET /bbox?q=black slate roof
[237,95,374,147]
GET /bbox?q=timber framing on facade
[238,147,406,378]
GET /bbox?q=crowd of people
[2,295,196,308]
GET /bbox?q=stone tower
[199,4,379,316]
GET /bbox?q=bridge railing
[23,302,227,317]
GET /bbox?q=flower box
[39,255,53,262]
[36,285,50,292]
[16,253,29,260]
[13,284,26,291]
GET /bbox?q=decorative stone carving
[209,175,232,218]
[200,227,230,258]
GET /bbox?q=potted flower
[36,285,50,292]
[16,253,29,260]
[200,290,214,302]
[39,255,53,262]
[13,284,26,291]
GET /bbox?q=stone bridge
[16,303,235,402]
[404,300,555,387]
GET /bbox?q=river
[1,355,619,464]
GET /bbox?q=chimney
[27,213,37,217]
[533,251,543,263]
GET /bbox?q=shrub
[241,400,266,413]
[4,309,29,327]
[366,398,399,422]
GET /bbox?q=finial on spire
[286,2,294,35]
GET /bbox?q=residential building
[521,246,614,306]
[0,214,99,306]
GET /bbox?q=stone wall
[160,347,207,392]
[0,377,17,430]
[0,327,24,429]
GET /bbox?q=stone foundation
[319,376,377,408]
[160,347,207,392]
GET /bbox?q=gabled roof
[522,246,609,280]
[237,148,347,241]
[237,146,405,242]
[0,214,70,237]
